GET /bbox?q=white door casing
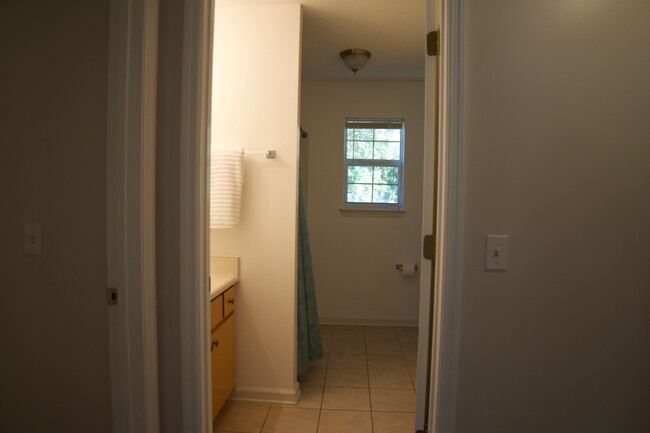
[179,0,215,432]
[106,0,161,432]
[425,0,464,432]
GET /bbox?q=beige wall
[209,4,302,401]
[301,81,425,326]
[0,2,113,432]
[455,1,650,431]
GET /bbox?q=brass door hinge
[427,30,440,56]
[423,234,435,261]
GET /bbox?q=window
[343,118,404,211]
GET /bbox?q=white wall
[455,1,650,431]
[210,4,302,402]
[0,2,113,432]
[301,81,424,326]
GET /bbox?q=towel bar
[245,149,276,159]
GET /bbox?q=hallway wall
[455,1,650,431]
[0,2,113,431]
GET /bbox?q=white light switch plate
[24,223,42,255]
[485,235,507,270]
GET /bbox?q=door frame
[106,0,161,432]
[415,0,464,432]
[424,0,464,432]
[176,0,465,432]
[178,0,215,432]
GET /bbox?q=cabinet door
[223,287,235,317]
[210,328,220,417]
[211,314,235,418]
[210,295,224,330]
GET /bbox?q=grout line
[315,385,323,433]
[219,325,418,433]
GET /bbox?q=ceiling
[217,0,426,81]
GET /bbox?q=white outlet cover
[485,235,507,271]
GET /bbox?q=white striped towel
[210,146,244,228]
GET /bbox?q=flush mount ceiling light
[339,48,372,75]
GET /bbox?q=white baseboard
[230,383,301,405]
[319,317,419,327]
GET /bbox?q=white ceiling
[217,0,426,81]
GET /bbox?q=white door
[414,0,441,430]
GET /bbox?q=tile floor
[213,324,419,433]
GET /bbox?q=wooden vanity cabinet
[211,286,235,419]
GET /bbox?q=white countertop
[210,274,238,300]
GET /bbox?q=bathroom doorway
[296,2,429,431]
[189,0,450,432]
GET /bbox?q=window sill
[339,208,406,218]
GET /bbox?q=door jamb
[178,0,215,432]
[106,0,161,432]
[426,0,464,432]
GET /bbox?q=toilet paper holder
[395,264,419,271]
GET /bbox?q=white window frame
[342,118,405,211]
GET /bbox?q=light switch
[485,235,507,271]
[24,223,42,255]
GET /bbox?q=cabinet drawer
[210,295,224,329]
[223,287,235,317]
[211,314,235,418]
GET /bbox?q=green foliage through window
[344,119,404,209]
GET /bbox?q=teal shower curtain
[297,171,323,376]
